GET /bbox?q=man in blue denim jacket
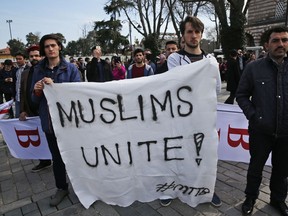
[31,34,81,207]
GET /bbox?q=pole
[6,20,13,40]
[129,22,132,49]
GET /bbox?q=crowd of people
[0,15,288,216]
[217,48,266,105]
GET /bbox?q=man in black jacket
[157,40,178,74]
[236,26,288,216]
[86,46,112,82]
[224,49,241,104]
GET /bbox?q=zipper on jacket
[275,62,283,137]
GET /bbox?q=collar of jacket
[39,56,68,71]
[265,53,288,64]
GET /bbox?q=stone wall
[245,0,286,46]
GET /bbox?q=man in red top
[126,48,154,78]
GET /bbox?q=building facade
[245,0,287,46]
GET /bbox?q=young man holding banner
[236,26,288,216]
[166,15,222,207]
[31,34,81,206]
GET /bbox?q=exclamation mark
[194,133,204,166]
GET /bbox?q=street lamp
[6,20,13,40]
[122,20,141,50]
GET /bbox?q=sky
[0,0,214,49]
[0,0,112,48]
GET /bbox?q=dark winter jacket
[0,67,16,95]
[31,57,81,133]
[86,57,112,82]
[20,66,38,116]
[226,57,241,92]
[236,55,288,136]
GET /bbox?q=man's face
[134,52,144,64]
[92,48,102,58]
[16,55,25,67]
[237,49,243,56]
[4,65,12,71]
[165,44,178,57]
[183,23,202,49]
[29,50,41,66]
[265,32,288,60]
[44,39,61,59]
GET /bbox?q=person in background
[84,57,90,65]
[157,40,179,74]
[144,48,157,74]
[237,49,246,75]
[19,44,52,172]
[218,57,227,82]
[126,48,154,78]
[0,59,16,118]
[15,52,29,118]
[167,15,222,208]
[258,50,266,59]
[156,53,166,71]
[245,52,256,65]
[236,26,288,216]
[224,49,241,104]
[0,62,5,104]
[112,56,126,80]
[31,34,81,207]
[77,57,86,80]
[86,46,112,82]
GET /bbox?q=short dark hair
[133,48,144,57]
[229,49,238,58]
[165,40,178,47]
[180,16,204,36]
[15,52,25,58]
[39,34,63,56]
[262,26,288,43]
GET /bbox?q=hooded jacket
[167,49,221,94]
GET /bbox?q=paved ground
[0,83,285,216]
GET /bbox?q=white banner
[0,104,270,165]
[0,117,51,159]
[44,58,219,209]
[217,103,271,165]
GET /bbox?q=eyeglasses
[44,44,57,49]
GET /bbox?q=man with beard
[165,15,222,208]
[236,26,288,216]
[126,48,154,78]
[19,44,52,172]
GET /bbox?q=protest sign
[44,58,219,208]
[0,117,51,159]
